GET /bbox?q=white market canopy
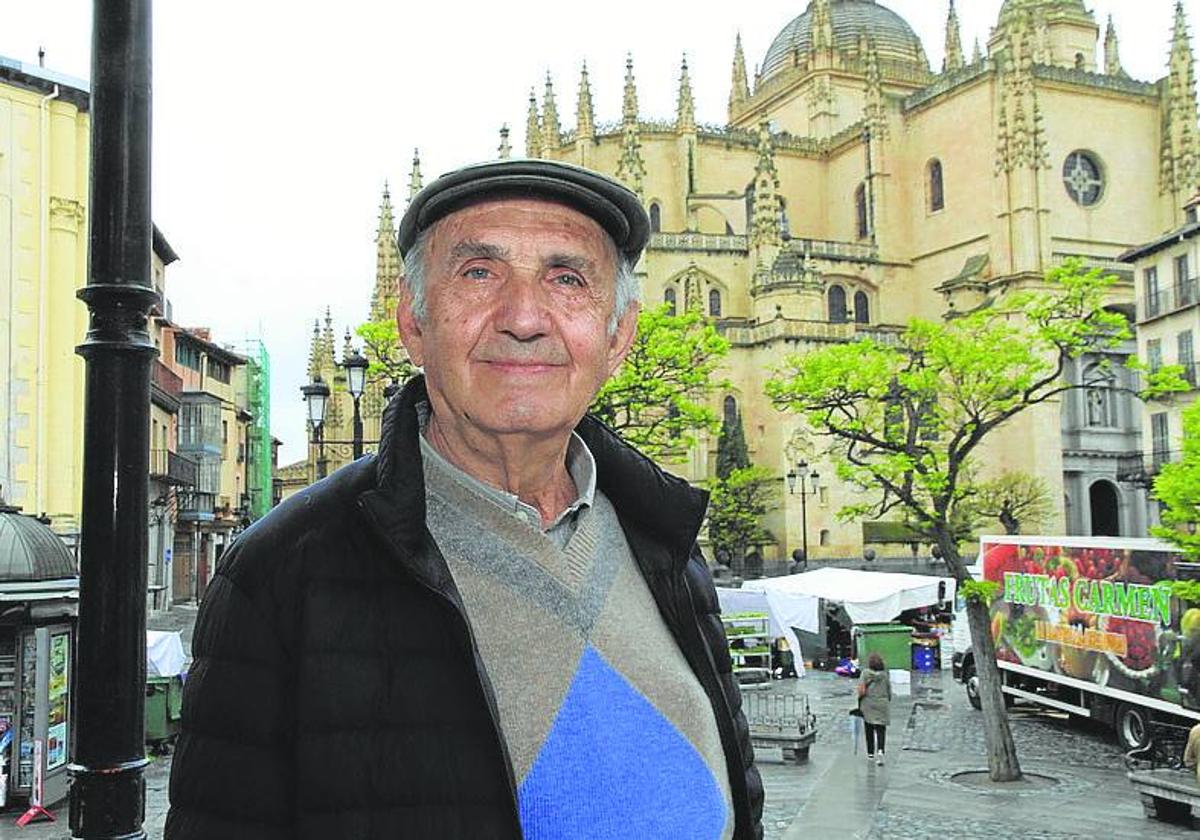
[744,567,956,626]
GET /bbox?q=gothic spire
[1161,0,1200,196]
[407,149,423,202]
[750,121,781,250]
[864,40,888,140]
[307,318,321,379]
[371,182,402,321]
[497,124,512,159]
[542,72,561,150]
[973,37,983,65]
[1104,15,1125,77]
[525,88,542,158]
[321,307,336,370]
[729,32,750,118]
[622,53,639,125]
[576,62,595,140]
[944,0,964,73]
[676,54,695,133]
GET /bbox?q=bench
[1126,720,1198,825]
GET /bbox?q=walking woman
[858,652,891,765]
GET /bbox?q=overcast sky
[2,0,1196,464]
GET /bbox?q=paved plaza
[1,606,1195,839]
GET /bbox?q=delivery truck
[951,535,1200,750]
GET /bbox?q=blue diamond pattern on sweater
[517,646,727,839]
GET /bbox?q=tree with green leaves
[967,471,1053,536]
[1152,399,1200,559]
[765,259,1146,782]
[356,318,417,389]
[707,409,775,572]
[589,304,729,461]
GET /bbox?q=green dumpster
[145,675,183,748]
[854,623,913,670]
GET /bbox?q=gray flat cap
[398,159,650,264]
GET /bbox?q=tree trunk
[964,597,1024,781]
[937,533,1023,782]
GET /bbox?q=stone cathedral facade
[303,0,1200,561]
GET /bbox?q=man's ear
[606,303,639,376]
[395,279,426,367]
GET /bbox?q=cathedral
[296,0,1200,562]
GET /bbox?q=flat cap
[398,159,650,264]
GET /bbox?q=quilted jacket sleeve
[164,547,294,840]
[685,546,765,840]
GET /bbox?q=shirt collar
[415,400,596,530]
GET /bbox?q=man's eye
[463,267,492,280]
[553,272,585,287]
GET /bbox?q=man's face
[396,198,637,441]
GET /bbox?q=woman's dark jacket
[165,376,764,839]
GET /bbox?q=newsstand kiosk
[0,505,79,816]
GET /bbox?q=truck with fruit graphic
[951,536,1200,751]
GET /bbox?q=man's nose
[495,273,551,340]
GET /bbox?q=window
[649,202,662,233]
[1145,267,1160,318]
[1151,412,1170,466]
[819,529,830,547]
[828,285,848,323]
[664,287,676,315]
[1062,150,1104,206]
[854,182,869,238]
[1180,330,1195,385]
[927,159,944,213]
[854,291,869,324]
[1177,254,1196,306]
[208,358,231,384]
[175,342,201,371]
[1188,206,1198,224]
[709,289,722,317]
[1148,338,1163,373]
[723,396,738,428]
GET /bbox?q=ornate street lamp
[786,460,821,570]
[342,350,369,459]
[301,375,330,479]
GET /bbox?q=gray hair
[402,226,639,335]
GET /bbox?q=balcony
[177,490,216,522]
[1139,278,1199,322]
[787,237,878,263]
[648,232,747,254]
[149,449,197,486]
[1116,449,1182,486]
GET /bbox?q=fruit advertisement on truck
[980,537,1199,712]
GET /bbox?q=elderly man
[166,160,763,840]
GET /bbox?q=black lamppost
[342,350,369,460]
[301,376,330,480]
[787,460,821,570]
[70,1,153,836]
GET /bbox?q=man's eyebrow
[448,240,510,261]
[546,253,599,274]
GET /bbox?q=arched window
[819,529,830,547]
[723,396,738,428]
[664,286,676,315]
[828,285,848,323]
[709,289,722,317]
[854,291,869,324]
[854,182,869,239]
[927,159,944,212]
[649,202,662,233]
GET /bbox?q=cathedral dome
[760,0,927,80]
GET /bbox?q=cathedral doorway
[1088,480,1120,537]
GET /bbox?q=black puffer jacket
[166,377,763,839]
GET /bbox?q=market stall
[723,568,956,667]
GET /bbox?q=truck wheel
[965,666,982,711]
[1114,702,1150,751]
